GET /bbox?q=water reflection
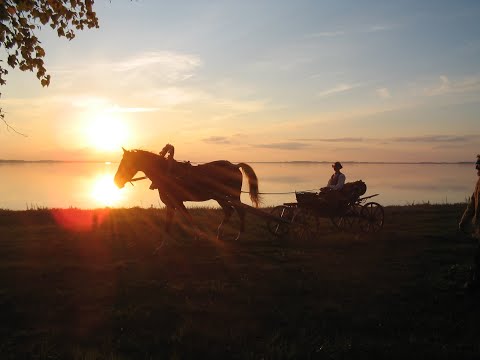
[90,174,123,207]
[0,162,475,209]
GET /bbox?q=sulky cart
[266,180,384,240]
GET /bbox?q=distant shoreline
[0,159,473,165]
[0,159,111,164]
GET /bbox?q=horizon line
[0,159,474,165]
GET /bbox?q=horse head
[114,148,139,188]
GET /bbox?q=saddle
[171,160,193,179]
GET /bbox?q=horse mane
[131,149,162,159]
[129,149,168,170]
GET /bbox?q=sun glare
[91,174,123,206]
[86,112,128,152]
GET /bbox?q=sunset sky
[1,0,479,163]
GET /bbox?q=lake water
[0,162,476,210]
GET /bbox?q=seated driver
[319,161,346,209]
[322,161,346,191]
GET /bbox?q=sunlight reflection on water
[90,174,123,207]
[0,162,476,210]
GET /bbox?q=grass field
[0,204,479,359]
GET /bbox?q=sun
[90,174,123,206]
[86,112,128,152]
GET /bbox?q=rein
[126,177,379,199]
[127,175,313,194]
[130,176,148,184]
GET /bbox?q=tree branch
[1,111,27,137]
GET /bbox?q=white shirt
[327,172,346,190]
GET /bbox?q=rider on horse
[149,143,178,190]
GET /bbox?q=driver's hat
[332,161,343,170]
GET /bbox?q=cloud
[203,136,231,144]
[212,99,268,113]
[389,135,473,143]
[307,24,393,39]
[295,137,365,143]
[50,50,202,85]
[112,51,201,79]
[317,83,359,98]
[376,88,391,99]
[425,75,450,96]
[292,135,478,145]
[106,106,160,113]
[254,142,310,150]
[364,25,394,33]
[70,96,110,108]
[63,96,160,113]
[431,143,470,151]
[307,31,345,38]
[425,75,480,96]
[144,87,200,107]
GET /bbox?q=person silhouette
[319,161,346,210]
[459,154,480,291]
[149,143,175,190]
[326,161,346,191]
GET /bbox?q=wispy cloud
[199,98,270,124]
[68,96,110,108]
[112,51,201,79]
[293,134,477,144]
[317,83,359,98]
[307,24,394,40]
[106,106,160,113]
[212,99,268,113]
[364,24,394,33]
[295,137,364,143]
[51,50,202,85]
[254,142,310,150]
[424,75,480,96]
[389,135,473,143]
[141,87,201,107]
[307,30,345,38]
[376,87,391,99]
[203,136,231,144]
[67,96,160,113]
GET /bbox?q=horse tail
[238,163,261,207]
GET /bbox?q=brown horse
[113,148,260,240]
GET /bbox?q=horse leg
[173,201,202,239]
[233,205,246,241]
[217,202,234,241]
[165,205,175,234]
[158,191,175,234]
[153,204,175,254]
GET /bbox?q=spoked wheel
[359,202,384,233]
[330,207,358,232]
[267,205,294,237]
[290,208,318,241]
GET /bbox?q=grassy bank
[0,204,479,359]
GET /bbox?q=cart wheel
[291,209,317,241]
[359,202,384,233]
[267,205,293,237]
[330,207,358,232]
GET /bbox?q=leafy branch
[0,0,100,132]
